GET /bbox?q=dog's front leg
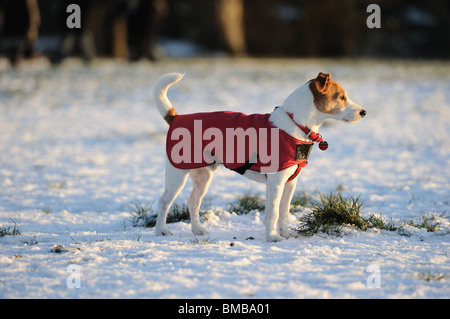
[264,166,298,242]
[278,176,299,239]
[264,168,293,241]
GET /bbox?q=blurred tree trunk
[216,0,246,55]
[24,0,40,45]
[113,15,128,59]
[15,0,40,62]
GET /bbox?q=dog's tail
[154,72,184,125]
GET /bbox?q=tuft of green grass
[130,201,154,216]
[0,219,21,237]
[167,202,191,224]
[130,201,193,228]
[190,236,217,245]
[407,213,442,232]
[366,213,401,232]
[226,193,265,215]
[297,189,367,236]
[296,188,445,237]
[130,202,156,227]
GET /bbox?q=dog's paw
[192,224,209,236]
[155,226,173,236]
[266,233,284,242]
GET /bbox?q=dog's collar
[274,107,328,151]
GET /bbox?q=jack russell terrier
[153,72,365,241]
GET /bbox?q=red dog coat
[166,111,313,182]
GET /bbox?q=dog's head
[309,72,366,123]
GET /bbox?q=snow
[0,57,449,298]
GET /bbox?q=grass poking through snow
[296,188,444,236]
[297,189,367,236]
[0,219,21,237]
[130,201,193,228]
[407,213,442,233]
[129,202,155,227]
[129,188,444,236]
[226,193,265,215]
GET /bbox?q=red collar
[284,110,328,151]
[297,124,323,142]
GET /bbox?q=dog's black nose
[360,109,367,117]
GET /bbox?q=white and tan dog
[153,72,365,241]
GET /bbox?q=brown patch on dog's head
[312,72,331,94]
[309,72,348,114]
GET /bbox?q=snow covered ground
[0,57,449,298]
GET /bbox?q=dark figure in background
[0,0,41,65]
[126,0,167,61]
[0,0,167,63]
[127,1,154,61]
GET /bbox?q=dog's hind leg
[155,162,190,236]
[188,167,214,236]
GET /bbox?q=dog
[153,72,365,241]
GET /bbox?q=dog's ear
[314,72,331,94]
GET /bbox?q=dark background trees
[0,0,449,65]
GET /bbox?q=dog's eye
[339,95,346,101]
